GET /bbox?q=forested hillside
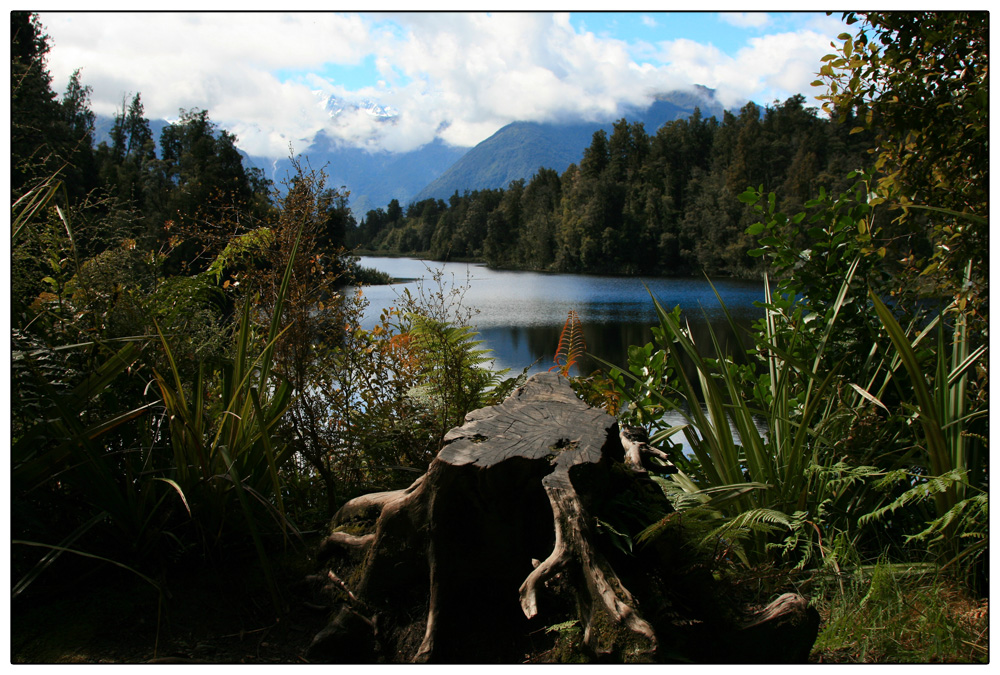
[411,91,726,203]
[350,97,872,277]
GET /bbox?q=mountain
[413,88,727,202]
[240,92,468,214]
[245,133,466,216]
[240,92,469,214]
[316,92,398,121]
[91,87,729,216]
[93,115,171,150]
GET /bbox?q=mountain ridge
[412,88,728,203]
[92,87,730,215]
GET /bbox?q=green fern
[206,226,275,283]
[908,493,987,554]
[705,507,792,545]
[809,461,884,493]
[860,470,970,527]
[638,480,783,564]
[407,312,509,434]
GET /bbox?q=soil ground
[10,542,988,664]
[10,543,329,664]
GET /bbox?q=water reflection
[355,256,764,377]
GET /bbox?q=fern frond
[654,475,771,512]
[860,470,970,526]
[701,507,792,547]
[551,310,586,377]
[405,311,508,419]
[872,468,909,492]
[634,505,723,549]
[906,492,988,544]
[810,462,883,492]
[206,226,275,283]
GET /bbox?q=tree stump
[308,372,818,663]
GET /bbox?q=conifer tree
[11,11,70,197]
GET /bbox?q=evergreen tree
[11,12,73,197]
[150,108,273,272]
[346,95,869,278]
[580,129,610,179]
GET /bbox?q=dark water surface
[355,256,766,377]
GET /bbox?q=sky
[37,10,854,159]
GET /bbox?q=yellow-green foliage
[813,563,988,663]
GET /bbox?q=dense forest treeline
[350,97,872,277]
[12,14,353,292]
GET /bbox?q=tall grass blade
[13,539,162,595]
[258,220,304,390]
[12,512,107,598]
[249,387,287,526]
[11,176,65,244]
[869,292,950,482]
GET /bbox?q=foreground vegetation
[11,11,987,663]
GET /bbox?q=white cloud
[309,12,687,152]
[641,15,658,28]
[40,11,845,159]
[653,27,836,110]
[718,12,771,29]
[43,12,377,157]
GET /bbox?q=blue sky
[580,11,783,51]
[39,11,851,157]
[276,13,831,91]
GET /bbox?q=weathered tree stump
[307,372,818,663]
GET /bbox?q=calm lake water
[354,256,766,378]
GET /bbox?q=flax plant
[150,219,305,611]
[602,258,879,567]
[861,282,988,569]
[12,177,176,592]
[12,178,306,609]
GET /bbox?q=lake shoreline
[352,249,769,285]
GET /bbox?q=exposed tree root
[305,373,819,664]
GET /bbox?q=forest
[350,94,872,278]
[10,11,989,663]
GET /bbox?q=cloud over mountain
[41,12,847,159]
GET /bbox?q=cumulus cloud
[719,12,771,29]
[359,12,689,150]
[652,26,837,110]
[43,12,378,156]
[40,11,845,159]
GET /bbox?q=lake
[354,256,766,378]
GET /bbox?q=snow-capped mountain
[94,87,733,217]
[315,92,398,121]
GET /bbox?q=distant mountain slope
[93,114,466,216]
[93,115,170,151]
[248,133,467,216]
[91,87,728,215]
[413,121,598,201]
[413,89,727,202]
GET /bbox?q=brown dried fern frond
[551,310,586,377]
